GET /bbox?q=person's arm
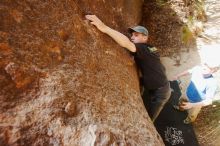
[180,87,216,109]
[85,15,136,52]
[180,99,212,110]
[172,70,190,81]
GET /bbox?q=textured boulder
[0,1,164,146]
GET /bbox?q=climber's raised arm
[85,15,136,52]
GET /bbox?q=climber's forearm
[85,15,136,52]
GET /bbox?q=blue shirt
[186,66,217,103]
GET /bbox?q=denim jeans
[142,82,171,122]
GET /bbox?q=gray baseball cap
[128,25,148,36]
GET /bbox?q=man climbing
[173,62,219,124]
[85,15,171,122]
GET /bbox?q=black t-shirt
[132,43,168,90]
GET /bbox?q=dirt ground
[193,101,220,146]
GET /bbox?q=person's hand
[85,15,107,32]
[180,101,193,109]
[171,75,179,81]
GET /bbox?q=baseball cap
[128,25,148,36]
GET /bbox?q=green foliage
[187,15,194,25]
[170,11,177,16]
[181,25,193,45]
[189,0,206,21]
[183,0,205,40]
[195,0,206,21]
[156,0,168,7]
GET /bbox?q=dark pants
[142,82,171,122]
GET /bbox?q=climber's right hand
[85,15,108,33]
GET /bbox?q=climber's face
[130,32,148,43]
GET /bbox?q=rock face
[0,1,164,146]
